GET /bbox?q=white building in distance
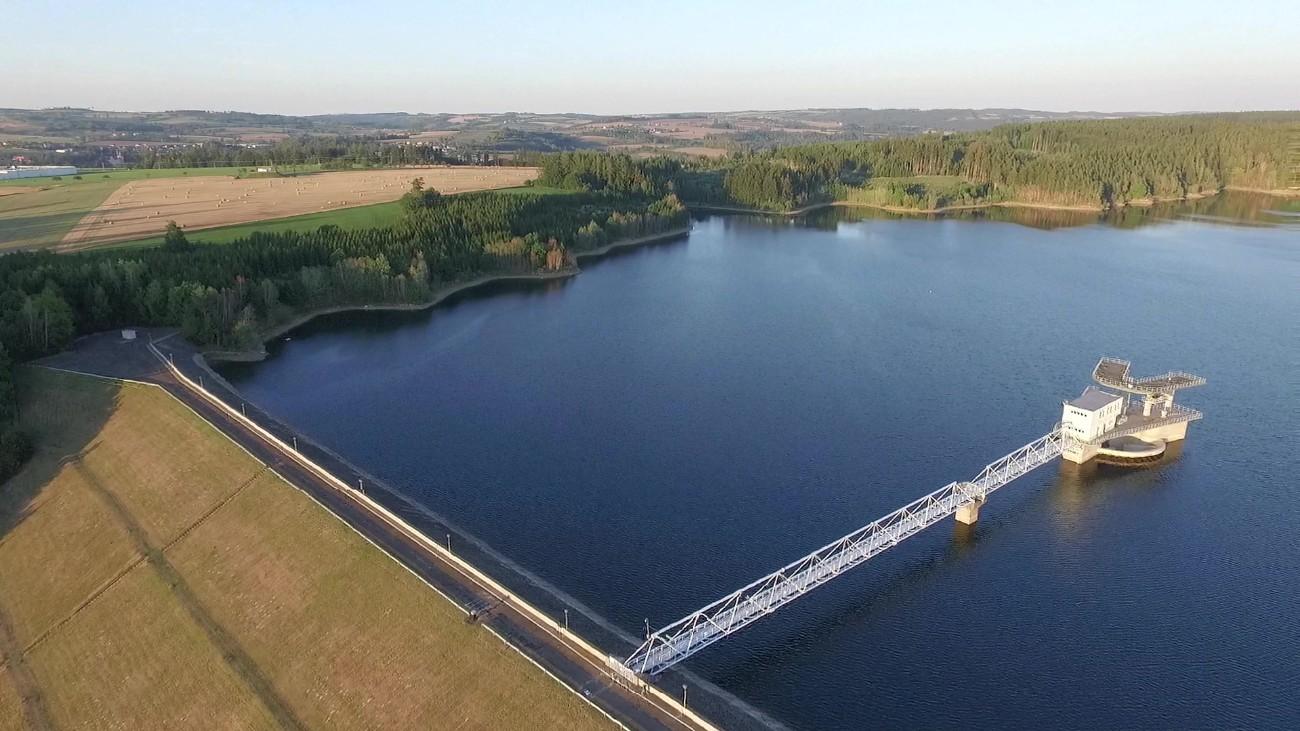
[0,165,79,180]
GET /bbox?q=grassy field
[106,200,407,248]
[0,165,536,252]
[0,369,610,730]
[0,674,24,731]
[0,177,121,251]
[0,166,276,189]
[0,166,316,251]
[59,167,537,250]
[105,184,576,248]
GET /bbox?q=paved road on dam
[36,330,711,731]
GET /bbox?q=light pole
[292,436,298,451]
[446,533,451,552]
[563,608,569,630]
[357,478,364,493]
[682,684,688,711]
[644,618,650,640]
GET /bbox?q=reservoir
[222,198,1300,729]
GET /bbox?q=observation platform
[1093,357,1206,396]
[1063,358,1204,464]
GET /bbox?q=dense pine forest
[664,113,1299,211]
[536,152,681,196]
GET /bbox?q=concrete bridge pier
[955,496,985,525]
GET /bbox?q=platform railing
[1092,404,1202,444]
[1130,371,1207,390]
[1094,357,1205,394]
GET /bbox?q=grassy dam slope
[0,368,610,730]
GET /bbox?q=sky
[3,0,1298,115]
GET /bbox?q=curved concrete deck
[1096,436,1167,464]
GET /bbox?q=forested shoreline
[0,181,686,481]
[664,113,1299,211]
[0,111,1295,482]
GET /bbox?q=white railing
[1091,404,1202,444]
[625,428,1069,675]
[1130,371,1207,391]
[1094,357,1206,394]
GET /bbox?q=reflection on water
[1051,441,1186,534]
[801,191,1299,231]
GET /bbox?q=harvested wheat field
[59,166,537,250]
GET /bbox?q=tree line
[536,152,681,196]
[764,113,1299,209]
[537,114,1298,211]
[129,135,522,170]
[0,183,686,483]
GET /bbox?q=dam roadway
[36,329,717,731]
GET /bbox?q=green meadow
[105,184,574,249]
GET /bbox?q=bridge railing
[625,428,1068,675]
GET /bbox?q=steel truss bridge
[624,427,1073,675]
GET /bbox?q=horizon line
[12,105,1300,119]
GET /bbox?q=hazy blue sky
[4,0,1297,114]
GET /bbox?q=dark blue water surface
[223,205,1300,730]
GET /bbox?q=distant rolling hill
[0,106,1161,161]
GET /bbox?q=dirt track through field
[59,166,537,250]
[0,602,51,730]
[64,456,306,730]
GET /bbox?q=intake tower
[1061,357,1205,465]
